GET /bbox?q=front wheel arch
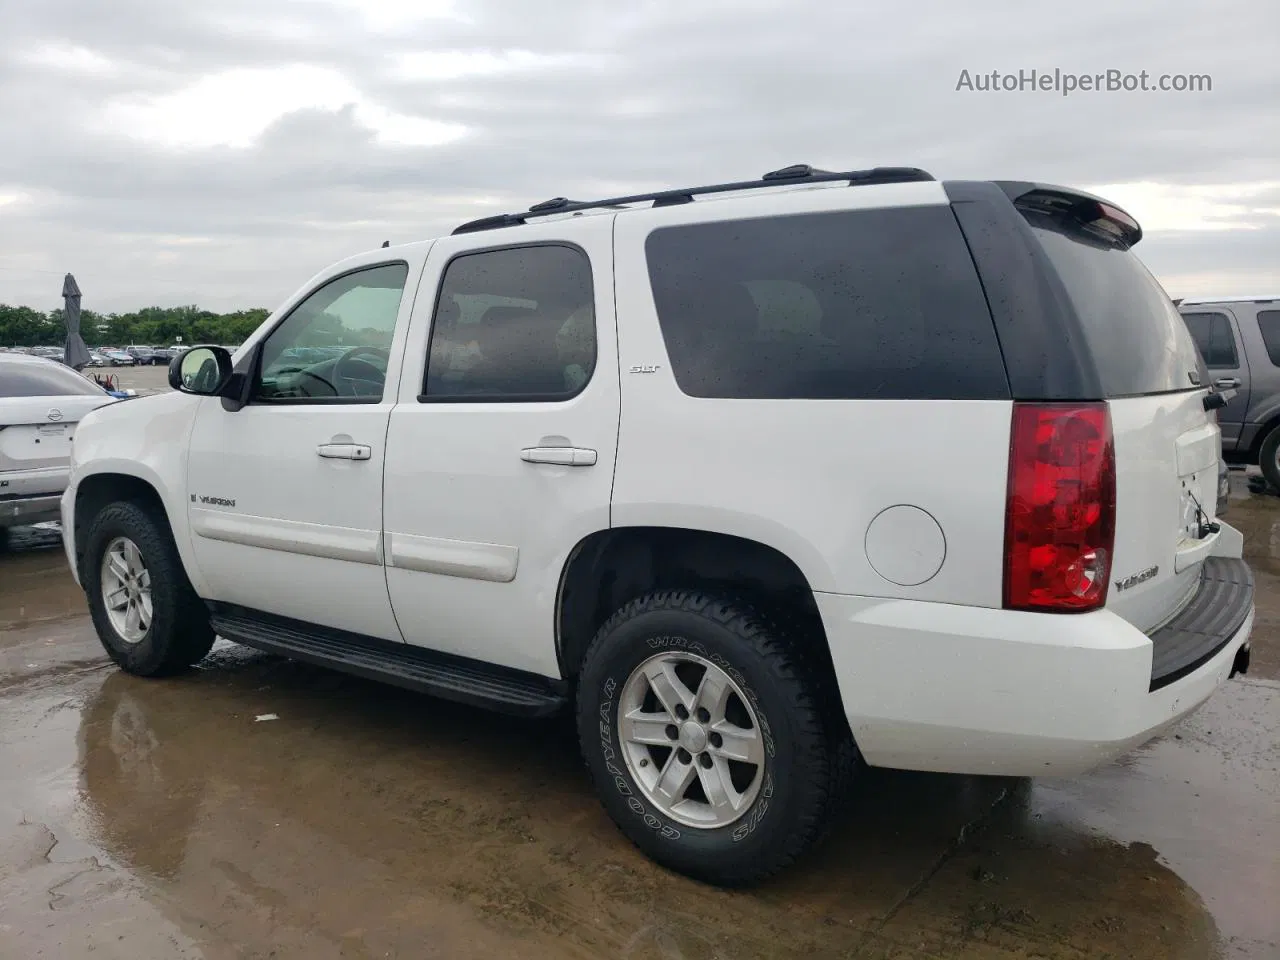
[75,473,169,583]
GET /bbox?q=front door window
[256,263,409,402]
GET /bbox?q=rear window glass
[1024,213,1202,396]
[1180,311,1238,368]
[0,360,106,398]
[644,207,1009,400]
[1256,310,1280,366]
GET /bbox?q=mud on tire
[83,500,215,676]
[575,589,849,886]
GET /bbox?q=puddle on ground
[0,488,1276,958]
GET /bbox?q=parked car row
[0,345,179,366]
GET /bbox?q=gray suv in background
[1179,296,1280,490]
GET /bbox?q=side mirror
[170,346,233,395]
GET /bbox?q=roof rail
[1178,295,1279,306]
[451,164,935,235]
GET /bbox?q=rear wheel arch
[554,527,844,711]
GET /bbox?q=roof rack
[452,164,935,235]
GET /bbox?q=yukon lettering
[197,495,236,508]
[1114,565,1159,591]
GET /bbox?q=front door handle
[520,446,597,466]
[317,443,372,461]
[1214,377,1241,390]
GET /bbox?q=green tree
[0,302,271,349]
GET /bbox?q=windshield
[1023,212,1203,397]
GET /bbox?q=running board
[208,603,568,718]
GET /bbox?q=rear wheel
[576,590,847,886]
[83,501,214,676]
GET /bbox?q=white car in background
[1,353,119,542]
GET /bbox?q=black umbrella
[62,273,92,370]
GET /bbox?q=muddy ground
[1,473,1277,959]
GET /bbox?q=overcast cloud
[1,0,1276,312]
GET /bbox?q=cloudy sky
[1,0,1276,313]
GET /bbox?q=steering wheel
[333,346,390,397]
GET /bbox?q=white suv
[61,165,1255,885]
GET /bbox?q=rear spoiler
[995,181,1143,247]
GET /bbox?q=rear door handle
[1214,377,1241,390]
[520,446,597,466]
[317,443,372,460]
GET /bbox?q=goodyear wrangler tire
[576,589,839,886]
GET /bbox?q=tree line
[0,303,270,347]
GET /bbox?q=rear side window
[0,360,105,398]
[1181,311,1239,368]
[422,245,596,401]
[1256,310,1280,366]
[644,207,1009,400]
[1023,213,1202,396]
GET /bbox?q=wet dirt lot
[1,479,1277,959]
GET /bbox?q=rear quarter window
[644,206,1010,400]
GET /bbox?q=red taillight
[1004,402,1116,612]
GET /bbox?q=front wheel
[576,590,848,886]
[83,500,215,676]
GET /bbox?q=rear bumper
[817,548,1254,777]
[0,493,63,528]
[1149,557,1251,689]
[0,466,69,528]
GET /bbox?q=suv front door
[382,216,619,677]
[184,256,422,641]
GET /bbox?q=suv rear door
[381,214,619,678]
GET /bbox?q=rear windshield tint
[0,360,105,398]
[1023,212,1202,396]
[644,207,1009,400]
